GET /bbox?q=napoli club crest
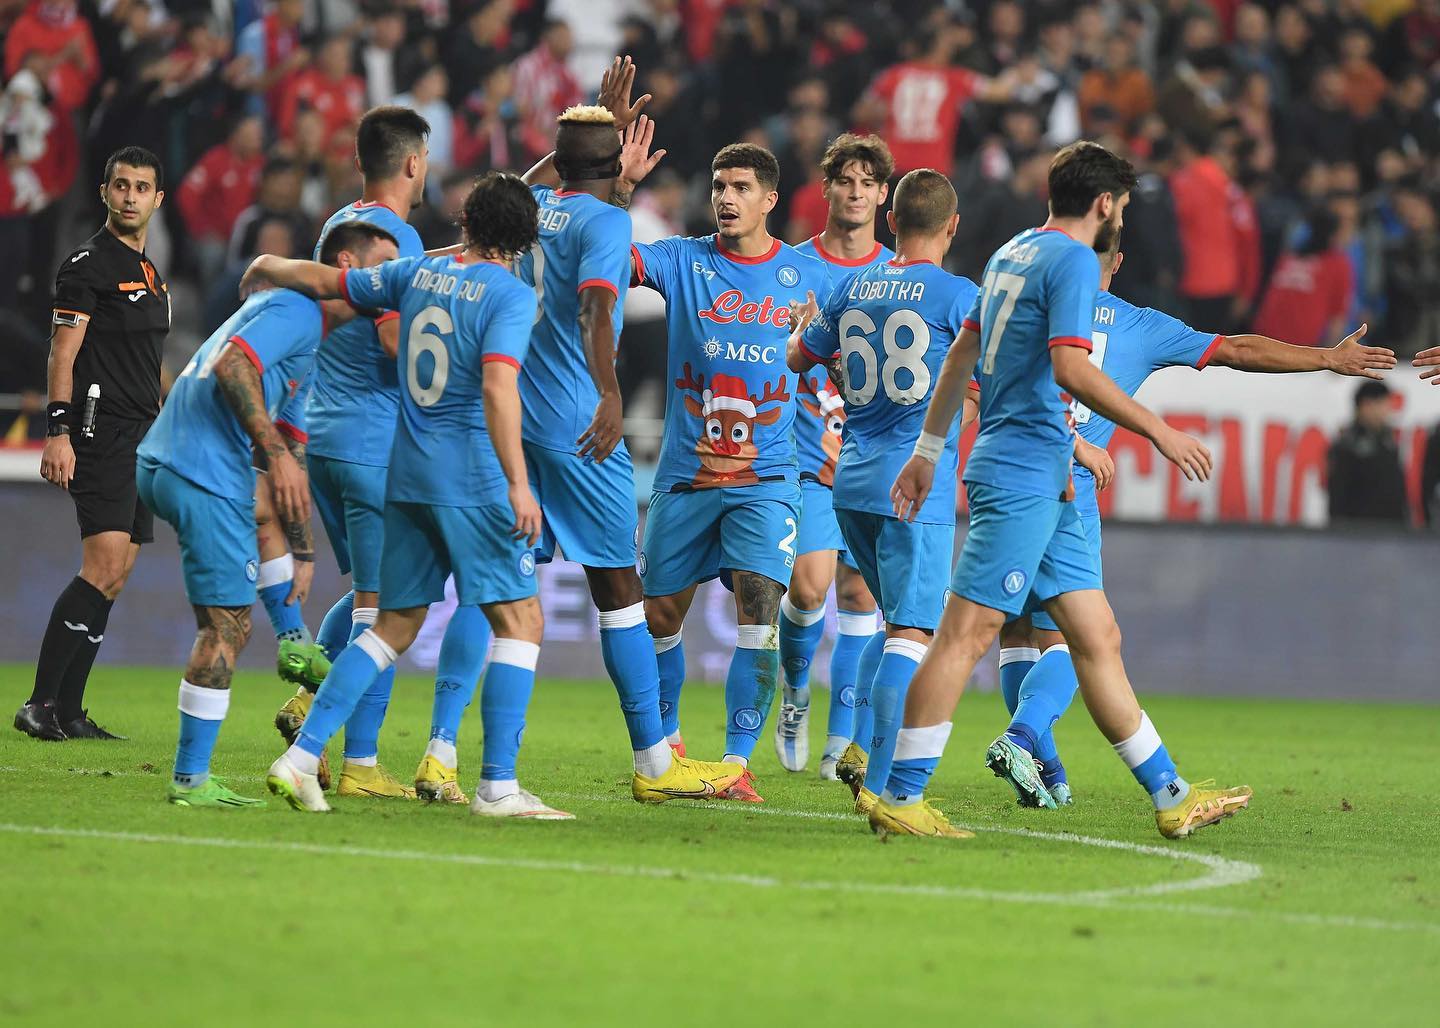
[734,707,763,731]
[245,560,258,582]
[519,551,536,577]
[1003,569,1027,596]
[776,265,799,288]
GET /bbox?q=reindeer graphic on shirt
[798,374,845,486]
[675,362,790,487]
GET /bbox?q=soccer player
[254,173,569,819]
[621,139,831,802]
[136,221,400,807]
[988,233,1394,808]
[777,133,894,781]
[882,141,1251,840]
[788,168,977,816]
[277,105,491,802]
[20,147,169,742]
[516,104,745,801]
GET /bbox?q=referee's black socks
[31,576,114,719]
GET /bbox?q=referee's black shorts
[69,417,154,544]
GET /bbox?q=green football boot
[985,735,1056,809]
[277,639,331,690]
[167,776,267,808]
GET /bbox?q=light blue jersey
[803,259,978,525]
[341,254,537,506]
[631,234,830,491]
[791,236,893,483]
[306,202,425,467]
[139,289,320,500]
[964,227,1100,499]
[515,185,632,449]
[1071,291,1219,516]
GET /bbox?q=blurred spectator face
[470,0,514,42]
[293,109,325,158]
[788,109,827,156]
[1396,190,1437,233]
[254,218,296,259]
[1313,67,1344,107]
[823,159,887,232]
[1355,390,1394,431]
[371,13,405,50]
[1241,70,1272,109]
[1329,161,1361,193]
[319,36,352,79]
[1375,149,1408,183]
[231,116,264,159]
[1235,4,1269,46]
[1182,15,1221,53]
[483,63,513,100]
[1395,73,1429,113]
[1040,20,1074,65]
[442,176,471,223]
[1074,4,1104,44]
[259,165,302,210]
[278,0,304,26]
[1299,161,1331,198]
[789,78,828,114]
[647,67,679,105]
[1329,193,1360,234]
[1002,106,1043,151]
[1340,30,1373,64]
[412,66,447,104]
[544,22,573,60]
[1104,35,1136,71]
[1275,6,1309,50]
[990,2,1023,44]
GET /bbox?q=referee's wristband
[912,431,944,464]
[46,402,73,436]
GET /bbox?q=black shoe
[59,710,126,740]
[14,701,67,741]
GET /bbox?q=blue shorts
[309,455,387,592]
[950,483,1101,616]
[835,508,954,631]
[640,481,801,597]
[379,501,537,610]
[1023,512,1103,632]
[525,440,638,569]
[137,460,258,608]
[796,479,853,565]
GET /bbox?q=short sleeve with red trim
[630,236,688,296]
[341,255,416,314]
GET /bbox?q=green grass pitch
[0,664,1435,1026]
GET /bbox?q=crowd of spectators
[3,0,1440,521]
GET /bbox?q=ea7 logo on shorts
[1002,569,1027,596]
[733,707,763,732]
[245,560,259,582]
[776,265,799,287]
[519,551,536,577]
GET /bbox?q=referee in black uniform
[14,147,170,741]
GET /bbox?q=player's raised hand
[618,115,666,189]
[268,447,311,525]
[1153,424,1212,482]
[509,482,542,546]
[1074,436,1114,491]
[1327,324,1395,380]
[39,434,75,490]
[1413,344,1440,383]
[891,455,937,522]
[788,291,820,335]
[597,55,650,129]
[287,557,314,606]
[577,390,624,463]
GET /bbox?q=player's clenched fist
[891,454,936,522]
[1153,424,1212,482]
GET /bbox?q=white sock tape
[597,602,647,631]
[355,628,398,671]
[836,609,878,636]
[1112,710,1162,769]
[352,606,379,627]
[998,646,1041,667]
[653,631,682,654]
[256,554,294,589]
[178,680,230,721]
[892,721,953,761]
[491,637,540,671]
[882,636,929,664]
[780,595,826,627]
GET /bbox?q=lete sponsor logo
[698,290,791,327]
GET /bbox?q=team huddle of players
[140,56,1398,838]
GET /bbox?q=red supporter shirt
[869,61,979,174]
[1251,250,1353,347]
[278,69,366,143]
[176,145,263,242]
[2,2,99,111]
[1170,156,1243,299]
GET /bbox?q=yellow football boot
[274,687,312,743]
[854,787,878,817]
[1156,780,1253,839]
[868,797,974,839]
[835,741,868,797]
[632,753,746,803]
[415,754,468,804]
[336,761,416,799]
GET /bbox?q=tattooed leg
[186,606,253,690]
[722,572,785,767]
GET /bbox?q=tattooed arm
[213,345,310,524]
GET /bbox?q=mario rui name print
[675,362,790,487]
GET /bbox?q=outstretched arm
[213,346,309,523]
[240,255,345,300]
[1210,324,1393,378]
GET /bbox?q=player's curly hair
[460,172,539,261]
[820,134,895,184]
[712,143,780,192]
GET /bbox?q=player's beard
[1093,211,1122,255]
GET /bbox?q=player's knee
[585,566,643,612]
[487,597,544,644]
[834,570,872,612]
[1069,615,1121,661]
[644,597,684,638]
[998,617,1032,649]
